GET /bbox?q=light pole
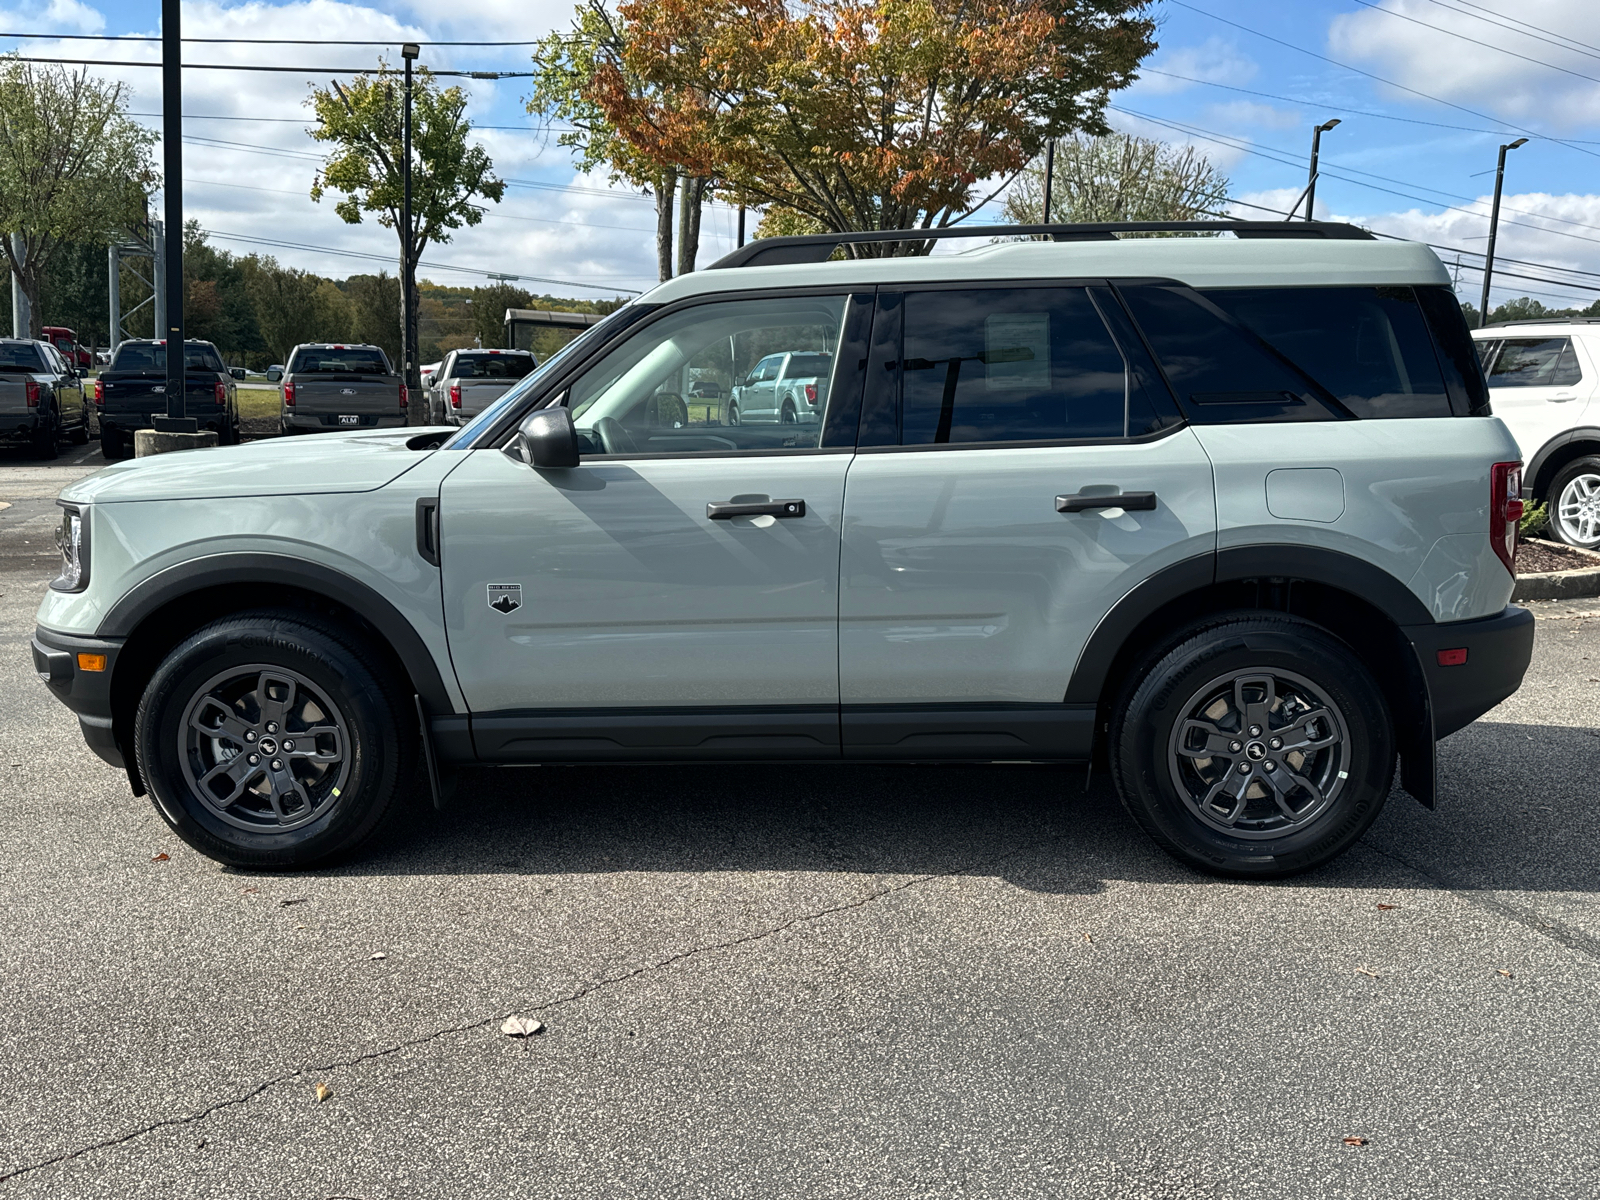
[1305,118,1340,222]
[158,0,192,430]
[1041,138,1056,224]
[401,42,419,418]
[1478,137,1528,328]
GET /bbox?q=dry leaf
[150,853,169,862]
[1082,932,1093,944]
[1355,965,1380,978]
[240,887,259,894]
[370,952,387,961]
[313,1082,333,1103]
[1497,969,1514,978]
[1342,1136,1368,1147]
[501,1015,544,1038]
[1375,903,1397,910]
[280,898,308,907]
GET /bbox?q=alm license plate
[339,415,360,426]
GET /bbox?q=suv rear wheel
[134,611,413,869]
[1111,613,1393,879]
[1548,455,1600,549]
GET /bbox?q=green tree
[344,271,402,364]
[0,58,156,335]
[309,60,505,397]
[182,222,266,360]
[240,256,333,362]
[1002,132,1228,228]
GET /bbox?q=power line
[0,31,546,45]
[1169,1,1600,162]
[1412,0,1600,65]
[1346,0,1600,88]
[1448,0,1600,59]
[3,54,534,77]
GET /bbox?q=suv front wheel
[134,611,413,869]
[1111,614,1393,879]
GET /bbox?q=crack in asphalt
[0,835,1059,1184]
[1361,841,1600,963]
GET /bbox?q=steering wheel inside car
[590,416,637,455]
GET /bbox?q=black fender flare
[1525,427,1600,499]
[98,552,456,714]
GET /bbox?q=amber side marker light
[1436,648,1468,667]
[76,653,107,672]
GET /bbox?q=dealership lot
[3,453,1598,1198]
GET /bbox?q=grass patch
[237,388,281,421]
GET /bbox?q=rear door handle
[707,498,806,519]
[1551,393,1577,401]
[1056,491,1157,513]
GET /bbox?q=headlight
[50,503,88,593]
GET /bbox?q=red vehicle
[41,326,91,372]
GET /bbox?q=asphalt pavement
[3,449,1598,1198]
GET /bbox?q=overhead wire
[1345,0,1600,88]
[0,31,546,45]
[1,54,534,77]
[1410,0,1600,64]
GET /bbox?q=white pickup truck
[727,350,832,425]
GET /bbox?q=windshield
[110,342,225,373]
[0,343,46,371]
[289,347,391,375]
[442,304,651,448]
[449,352,536,380]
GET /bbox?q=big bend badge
[487,584,522,615]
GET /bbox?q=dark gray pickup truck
[272,343,407,434]
[0,338,88,459]
[97,339,240,458]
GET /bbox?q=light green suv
[32,222,1535,878]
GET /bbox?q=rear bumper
[1407,605,1536,738]
[103,410,228,432]
[284,412,407,431]
[32,626,126,768]
[1,414,46,440]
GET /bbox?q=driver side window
[566,295,848,456]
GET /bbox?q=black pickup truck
[96,339,242,458]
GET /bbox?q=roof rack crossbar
[706,220,1375,269]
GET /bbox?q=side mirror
[76,366,88,378]
[265,368,282,382]
[230,367,246,379]
[515,404,580,469]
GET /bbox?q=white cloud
[1133,37,1258,96]
[0,0,104,33]
[1329,0,1600,129]
[1203,101,1303,132]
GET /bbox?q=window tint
[109,342,225,373]
[289,347,390,375]
[780,353,832,379]
[899,287,1130,444]
[0,343,45,371]
[1488,337,1583,388]
[1116,285,1339,423]
[450,352,536,379]
[1204,286,1451,419]
[566,295,847,455]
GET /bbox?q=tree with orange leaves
[586,0,1156,252]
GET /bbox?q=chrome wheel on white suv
[1550,457,1600,548]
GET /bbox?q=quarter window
[898,287,1141,444]
[1487,337,1583,388]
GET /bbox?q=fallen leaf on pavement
[501,1015,544,1038]
[1342,1136,1368,1147]
[1497,969,1514,978]
[1355,965,1380,978]
[240,887,259,894]
[150,853,169,862]
[1376,903,1397,910]
[1082,932,1093,944]
[314,1082,333,1103]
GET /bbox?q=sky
[6,0,1600,309]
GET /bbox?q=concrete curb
[1513,539,1600,602]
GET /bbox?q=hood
[60,429,434,505]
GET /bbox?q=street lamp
[1305,119,1340,222]
[1479,137,1529,328]
[401,42,420,416]
[158,0,194,431]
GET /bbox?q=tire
[726,402,740,426]
[1110,612,1394,879]
[101,428,123,459]
[780,399,797,424]
[68,415,90,444]
[30,421,59,460]
[1547,455,1600,549]
[134,610,414,869]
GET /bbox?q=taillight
[804,383,817,404]
[93,379,103,405]
[449,383,461,409]
[399,383,408,409]
[1490,461,1523,575]
[283,381,295,406]
[25,381,39,408]
[214,381,226,403]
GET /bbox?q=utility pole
[1041,139,1056,224]
[1305,119,1340,221]
[401,42,420,420]
[737,205,745,248]
[158,0,191,430]
[1479,137,1528,328]
[10,235,27,338]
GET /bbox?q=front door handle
[1056,491,1157,513]
[1551,393,1577,402]
[708,498,807,519]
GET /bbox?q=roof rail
[1483,316,1600,327]
[706,220,1376,269]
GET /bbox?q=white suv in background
[1473,320,1600,547]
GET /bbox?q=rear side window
[451,353,536,380]
[0,344,45,371]
[1203,286,1451,419]
[1487,337,1583,388]
[899,287,1149,444]
[780,353,833,379]
[290,347,390,375]
[109,343,225,372]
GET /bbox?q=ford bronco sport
[32,222,1534,878]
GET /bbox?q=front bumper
[32,626,125,768]
[1407,604,1536,738]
